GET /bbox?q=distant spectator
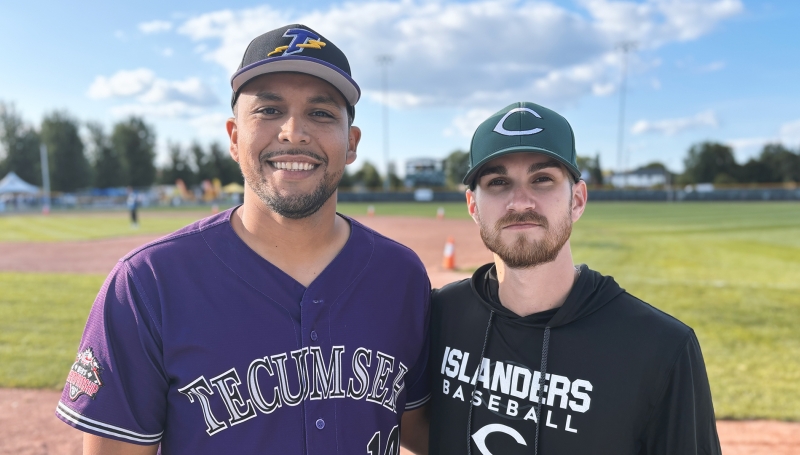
[127,190,139,228]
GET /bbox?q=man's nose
[505,185,536,212]
[277,116,311,144]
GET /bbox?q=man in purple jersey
[56,24,431,454]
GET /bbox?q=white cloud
[631,110,717,135]
[726,118,800,160]
[176,0,742,110]
[139,20,173,34]
[581,0,742,46]
[189,113,232,138]
[444,108,495,137]
[779,119,800,144]
[162,48,174,57]
[88,69,156,99]
[88,69,218,119]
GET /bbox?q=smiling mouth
[269,161,318,171]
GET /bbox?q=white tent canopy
[0,172,40,194]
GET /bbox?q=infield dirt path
[1,214,797,454]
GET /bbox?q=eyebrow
[254,91,282,102]
[252,92,341,108]
[307,94,342,107]
[478,159,563,179]
[477,165,507,179]
[528,160,563,173]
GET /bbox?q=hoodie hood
[470,262,625,328]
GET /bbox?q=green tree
[41,111,91,192]
[353,161,383,190]
[577,154,604,185]
[443,150,469,188]
[160,143,196,186]
[738,158,772,183]
[338,167,354,189]
[207,142,242,185]
[0,102,42,185]
[112,117,156,187]
[759,143,800,183]
[682,142,739,184]
[190,142,212,183]
[87,122,126,188]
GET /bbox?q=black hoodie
[429,263,721,455]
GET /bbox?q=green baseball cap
[463,101,581,185]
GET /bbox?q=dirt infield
[1,214,798,454]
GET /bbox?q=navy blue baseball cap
[231,24,361,118]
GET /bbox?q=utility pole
[616,41,636,173]
[377,54,393,191]
[39,144,51,214]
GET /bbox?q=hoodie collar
[470,262,625,328]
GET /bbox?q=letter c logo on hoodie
[471,423,527,454]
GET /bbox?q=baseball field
[0,201,798,453]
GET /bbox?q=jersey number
[367,425,400,455]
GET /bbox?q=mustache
[495,211,549,230]
[260,149,328,165]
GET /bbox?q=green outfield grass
[0,273,104,388]
[0,202,798,419]
[0,211,210,242]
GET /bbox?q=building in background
[610,165,670,188]
[404,158,445,188]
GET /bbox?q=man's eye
[534,176,554,183]
[258,107,280,115]
[487,178,507,186]
[310,110,333,118]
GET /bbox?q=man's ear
[571,180,588,222]
[226,117,239,163]
[346,125,361,165]
[466,188,480,225]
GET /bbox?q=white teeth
[272,161,316,171]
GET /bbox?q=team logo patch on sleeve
[66,348,104,401]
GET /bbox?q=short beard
[479,206,572,269]
[242,149,342,219]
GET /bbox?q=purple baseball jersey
[56,208,431,454]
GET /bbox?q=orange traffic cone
[367,205,375,217]
[436,206,445,220]
[211,204,219,214]
[442,236,455,270]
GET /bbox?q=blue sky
[1,0,798,175]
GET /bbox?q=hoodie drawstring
[533,326,551,455]
[466,311,495,455]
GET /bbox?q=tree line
[0,102,245,192]
[3,101,797,192]
[680,142,800,185]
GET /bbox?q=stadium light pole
[616,41,636,173]
[377,54,393,192]
[39,143,51,214]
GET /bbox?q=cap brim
[231,55,361,106]
[463,146,582,185]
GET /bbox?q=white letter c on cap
[493,108,543,136]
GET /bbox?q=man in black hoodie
[429,102,721,455]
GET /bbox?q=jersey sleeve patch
[405,392,431,411]
[66,347,103,401]
[56,402,163,444]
